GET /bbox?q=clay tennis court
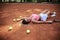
[0,3,60,40]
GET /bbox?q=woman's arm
[32,20,53,24]
[16,17,27,22]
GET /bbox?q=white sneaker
[51,12,56,17]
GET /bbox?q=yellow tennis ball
[9,26,13,30]
[8,26,13,31]
[13,19,16,22]
[9,27,12,29]
[26,29,30,34]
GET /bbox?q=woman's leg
[41,9,48,14]
[46,11,50,15]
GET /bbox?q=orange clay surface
[0,3,60,40]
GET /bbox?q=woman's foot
[51,12,56,17]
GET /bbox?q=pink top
[29,14,39,21]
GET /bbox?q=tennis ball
[13,18,16,22]
[8,26,13,31]
[26,29,31,34]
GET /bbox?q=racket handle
[54,19,60,22]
